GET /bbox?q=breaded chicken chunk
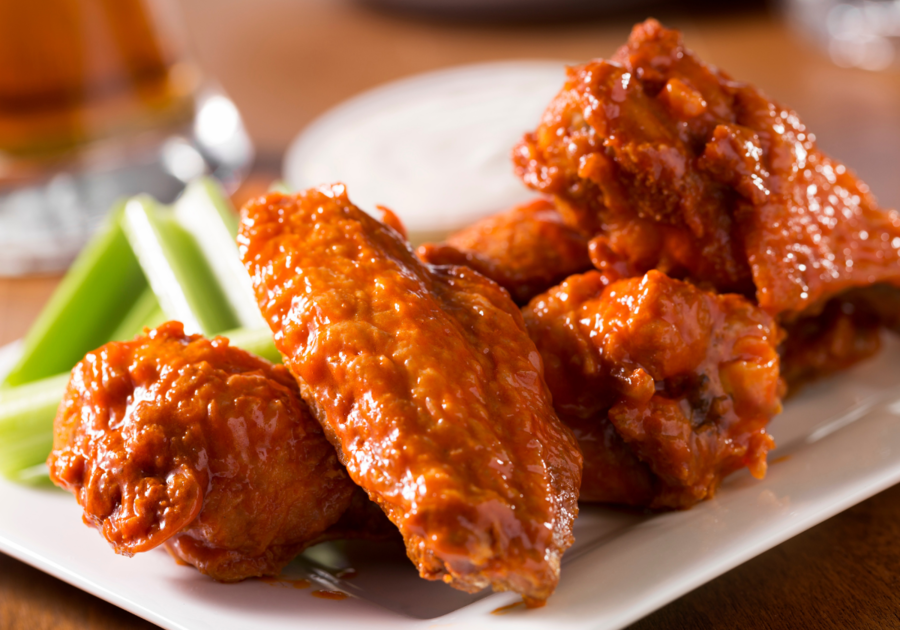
[48,322,357,581]
[524,271,783,508]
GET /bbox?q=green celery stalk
[14,464,54,486]
[0,373,68,478]
[223,326,281,364]
[173,179,266,330]
[122,196,239,337]
[0,328,278,482]
[4,180,262,388]
[2,203,149,388]
[107,287,166,342]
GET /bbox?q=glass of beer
[0,0,253,275]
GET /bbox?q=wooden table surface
[3,2,900,628]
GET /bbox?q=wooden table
[4,2,900,628]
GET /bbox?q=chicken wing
[417,198,591,305]
[238,186,582,606]
[48,321,357,581]
[524,270,783,508]
[514,19,900,324]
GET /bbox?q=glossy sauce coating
[524,271,783,508]
[418,199,591,305]
[238,186,582,606]
[513,19,900,319]
[48,322,356,581]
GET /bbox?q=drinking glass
[0,0,253,275]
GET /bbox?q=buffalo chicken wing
[524,270,783,508]
[238,185,582,606]
[48,322,357,581]
[513,19,900,368]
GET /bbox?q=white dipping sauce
[283,61,567,244]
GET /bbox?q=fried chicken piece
[514,18,900,321]
[524,270,783,509]
[48,321,357,581]
[238,186,582,606]
[417,199,591,305]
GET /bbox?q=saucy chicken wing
[514,19,900,351]
[417,198,591,305]
[48,321,357,581]
[524,270,783,508]
[238,186,582,606]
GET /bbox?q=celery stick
[122,196,239,337]
[5,180,263,384]
[2,203,148,388]
[107,287,166,342]
[173,179,266,329]
[135,304,166,335]
[222,327,281,364]
[13,463,52,486]
[0,373,67,478]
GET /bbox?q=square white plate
[2,335,900,630]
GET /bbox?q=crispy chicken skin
[418,198,591,305]
[524,270,783,508]
[48,322,357,581]
[238,186,582,606]
[514,19,900,324]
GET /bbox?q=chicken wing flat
[524,270,783,508]
[238,186,582,606]
[514,18,900,322]
[48,321,357,581]
[417,198,591,305]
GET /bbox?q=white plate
[3,335,900,630]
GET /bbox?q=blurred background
[3,0,900,275]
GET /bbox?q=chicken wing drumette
[238,186,582,606]
[418,198,591,305]
[48,321,358,581]
[524,270,783,508]
[514,18,900,383]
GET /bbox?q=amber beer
[0,0,196,161]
